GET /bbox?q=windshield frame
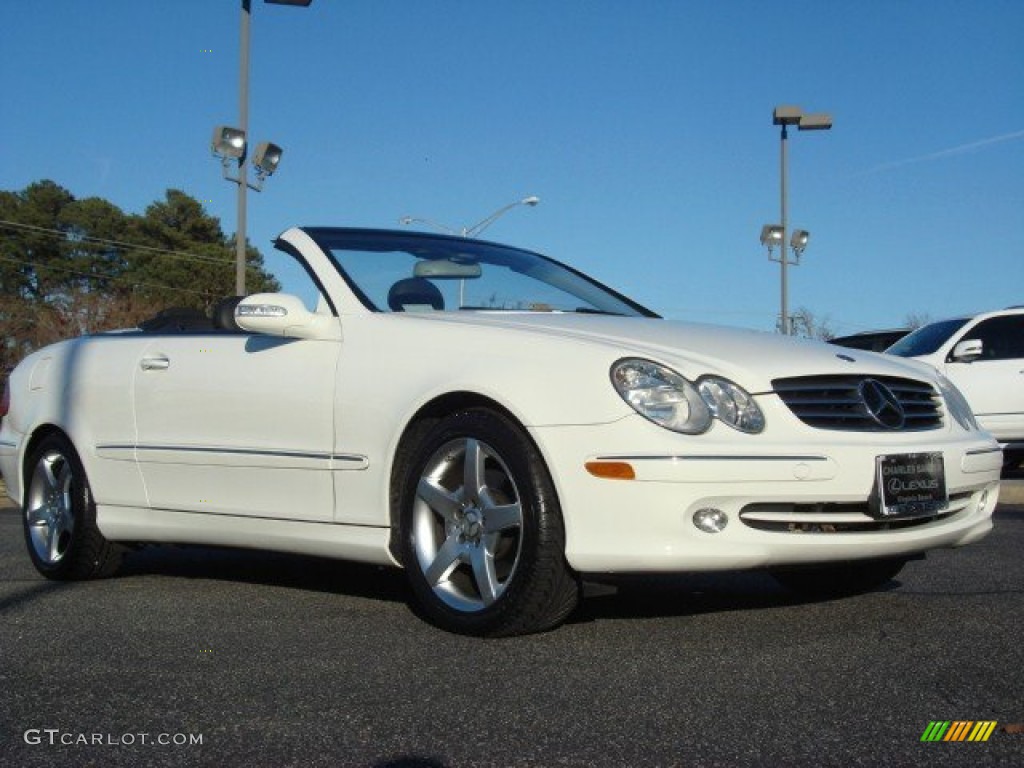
[299,227,660,319]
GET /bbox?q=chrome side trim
[134,445,367,462]
[95,444,369,470]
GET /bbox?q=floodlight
[798,113,833,131]
[790,229,810,253]
[212,125,247,159]
[760,224,784,248]
[772,106,803,126]
[252,142,284,177]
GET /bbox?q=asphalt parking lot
[1,476,1022,768]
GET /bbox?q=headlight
[698,376,766,434]
[936,374,979,431]
[611,359,712,434]
[610,359,766,435]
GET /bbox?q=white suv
[888,306,1024,465]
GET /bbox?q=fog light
[693,508,729,533]
[978,489,989,514]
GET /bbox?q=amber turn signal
[584,461,636,480]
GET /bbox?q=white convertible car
[0,227,1003,635]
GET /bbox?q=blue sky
[2,1,1021,334]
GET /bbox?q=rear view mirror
[951,339,983,362]
[414,258,482,279]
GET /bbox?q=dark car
[829,328,911,353]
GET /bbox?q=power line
[0,255,213,297]
[0,219,235,267]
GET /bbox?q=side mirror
[951,339,983,362]
[235,293,332,339]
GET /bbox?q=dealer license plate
[872,452,948,518]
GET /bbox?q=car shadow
[997,506,1024,521]
[568,570,897,624]
[114,547,909,626]
[116,544,411,604]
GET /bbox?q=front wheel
[23,433,123,580]
[397,409,579,636]
[770,558,908,599]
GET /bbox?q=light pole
[400,196,541,238]
[214,0,313,297]
[463,196,540,238]
[766,105,832,334]
[760,224,813,332]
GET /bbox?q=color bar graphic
[921,721,950,742]
[967,721,998,742]
[920,720,997,742]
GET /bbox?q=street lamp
[768,104,832,334]
[399,196,541,238]
[463,196,540,238]
[397,216,458,236]
[213,0,313,297]
[399,197,540,308]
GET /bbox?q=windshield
[303,228,657,317]
[887,317,970,357]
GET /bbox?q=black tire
[397,408,579,637]
[771,558,907,599]
[23,433,123,580]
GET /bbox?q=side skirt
[96,505,399,567]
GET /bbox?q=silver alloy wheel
[411,437,524,612]
[25,449,76,565]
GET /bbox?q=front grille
[772,375,942,431]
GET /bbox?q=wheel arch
[386,390,550,564]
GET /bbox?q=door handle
[140,356,170,371]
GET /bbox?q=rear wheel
[23,433,123,580]
[771,558,907,598]
[398,408,579,636]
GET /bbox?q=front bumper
[0,433,19,504]
[530,416,1002,573]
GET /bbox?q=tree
[0,180,280,379]
[125,189,278,309]
[785,307,836,340]
[903,312,932,330]
[0,180,75,304]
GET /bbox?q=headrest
[387,278,444,312]
[212,296,245,331]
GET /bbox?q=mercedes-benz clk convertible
[0,227,1003,635]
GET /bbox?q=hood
[400,312,939,392]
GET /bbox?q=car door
[942,314,1024,440]
[133,331,340,521]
